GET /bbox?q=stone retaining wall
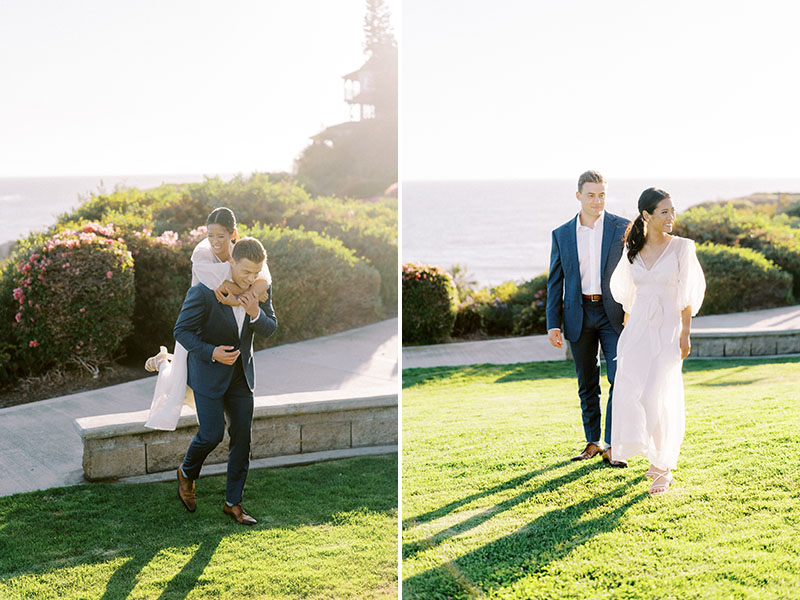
[567,330,800,360]
[691,330,800,357]
[73,390,397,481]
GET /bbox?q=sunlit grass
[402,358,800,599]
[0,455,397,599]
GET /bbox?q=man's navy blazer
[174,283,277,398]
[546,212,628,343]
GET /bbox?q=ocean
[402,178,800,287]
[0,174,234,250]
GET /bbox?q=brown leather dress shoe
[571,442,603,461]
[602,447,628,468]
[224,504,257,525]
[177,467,196,513]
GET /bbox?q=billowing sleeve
[610,253,636,314]
[678,238,706,316]
[258,261,273,287]
[190,239,231,289]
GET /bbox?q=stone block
[251,423,301,459]
[348,407,397,423]
[749,336,777,356]
[83,436,147,480]
[692,337,725,357]
[146,432,194,473]
[724,338,750,357]
[302,422,351,453]
[776,334,800,354]
[352,420,397,447]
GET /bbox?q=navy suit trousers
[182,357,254,505]
[570,301,619,446]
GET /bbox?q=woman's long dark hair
[206,207,237,235]
[623,187,671,263]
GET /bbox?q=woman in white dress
[144,207,272,430]
[608,188,705,495]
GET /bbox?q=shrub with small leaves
[696,242,793,315]
[241,224,382,346]
[402,263,458,345]
[121,228,193,357]
[10,223,135,374]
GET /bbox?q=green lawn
[402,358,800,600]
[0,455,397,599]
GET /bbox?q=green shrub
[402,263,458,345]
[122,229,194,357]
[152,174,311,234]
[452,299,483,337]
[9,224,135,374]
[676,205,800,298]
[696,242,793,315]
[241,224,382,347]
[513,280,548,335]
[286,197,397,315]
[62,185,177,226]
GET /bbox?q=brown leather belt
[582,294,602,302]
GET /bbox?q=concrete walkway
[0,318,398,498]
[402,305,800,369]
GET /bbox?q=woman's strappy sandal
[648,470,673,495]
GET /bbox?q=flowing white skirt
[144,342,196,430]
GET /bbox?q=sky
[402,0,800,180]
[0,0,399,178]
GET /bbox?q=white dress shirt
[576,211,604,295]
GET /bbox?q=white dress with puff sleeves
[609,236,705,470]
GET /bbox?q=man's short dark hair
[578,170,606,193]
[232,237,266,264]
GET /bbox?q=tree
[363,0,396,56]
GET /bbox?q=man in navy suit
[174,237,277,524]
[546,171,629,467]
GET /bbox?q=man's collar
[576,210,605,229]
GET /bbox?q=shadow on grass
[403,480,648,599]
[403,460,600,560]
[403,460,571,529]
[403,362,576,389]
[0,455,397,599]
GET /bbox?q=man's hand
[239,291,261,319]
[212,345,240,365]
[548,328,563,348]
[214,281,241,306]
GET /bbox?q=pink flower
[79,307,86,313]
[15,313,22,323]
[12,287,23,300]
[29,340,39,348]
[109,292,115,297]
[106,271,113,278]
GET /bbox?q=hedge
[675,205,800,298]
[240,224,382,347]
[695,242,793,315]
[285,196,397,313]
[402,263,458,345]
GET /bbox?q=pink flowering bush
[402,263,458,345]
[9,225,135,374]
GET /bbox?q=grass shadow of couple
[403,458,649,598]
